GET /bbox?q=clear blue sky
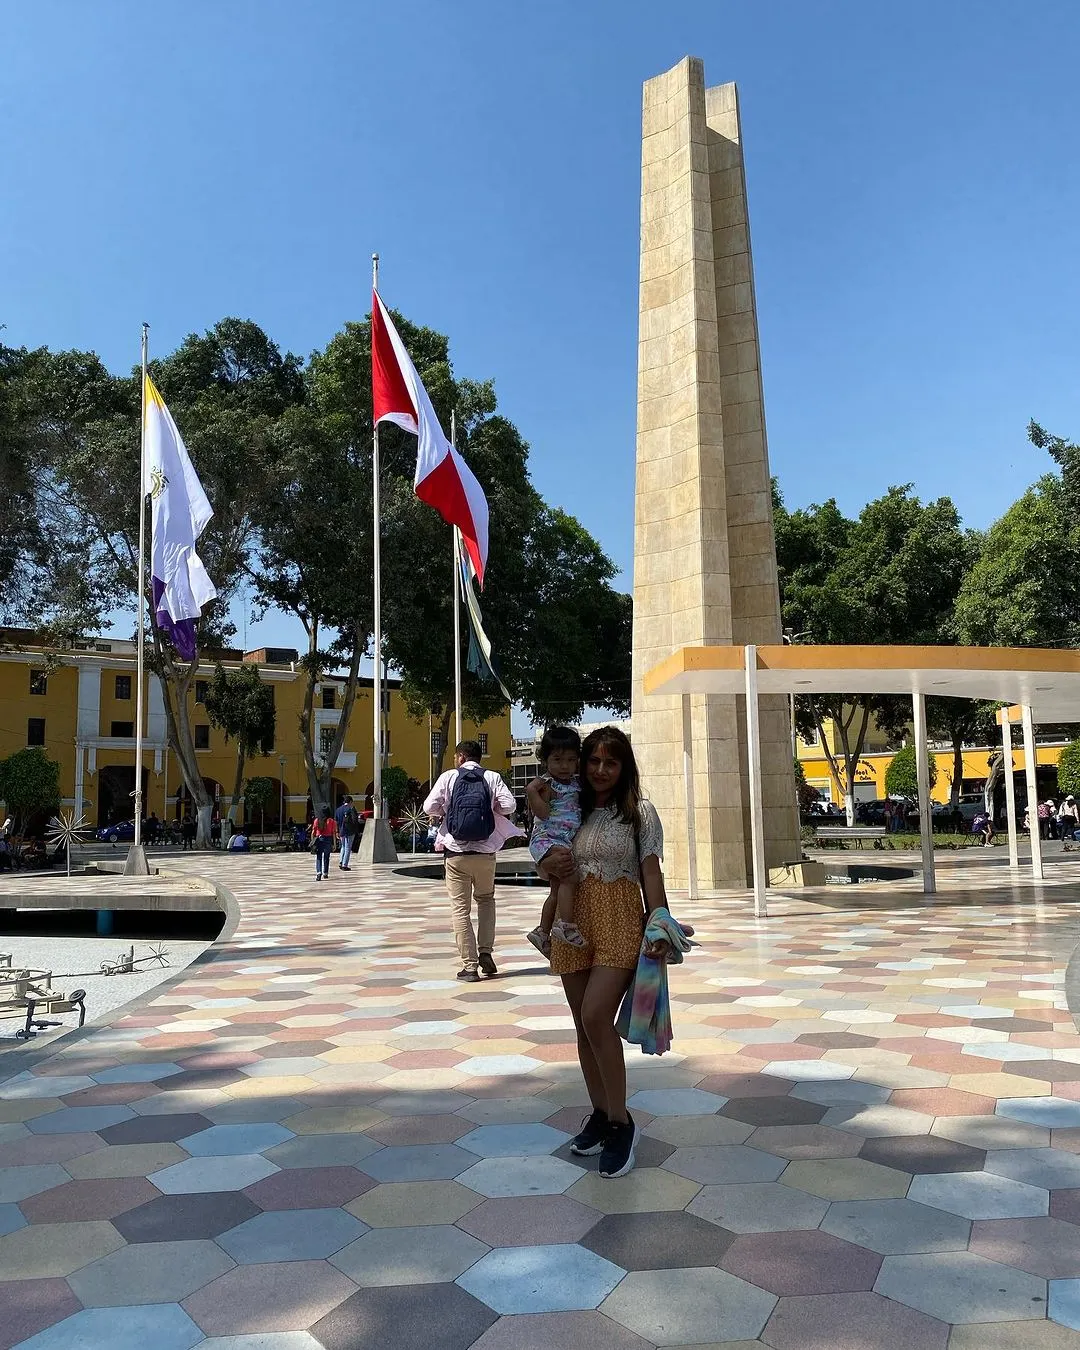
[4,1,1079,712]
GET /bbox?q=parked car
[95,820,135,844]
[955,793,986,822]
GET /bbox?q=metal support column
[744,644,767,919]
[1021,704,1044,881]
[1001,713,1019,869]
[681,693,698,901]
[912,693,936,895]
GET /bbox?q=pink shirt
[422,762,522,854]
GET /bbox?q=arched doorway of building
[243,777,287,838]
[173,778,223,819]
[97,765,150,829]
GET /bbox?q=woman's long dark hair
[579,726,642,826]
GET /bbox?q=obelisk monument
[631,57,800,889]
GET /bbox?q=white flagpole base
[123,844,152,876]
[357,818,398,866]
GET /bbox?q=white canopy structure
[644,644,1080,915]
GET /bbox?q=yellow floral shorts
[549,873,645,975]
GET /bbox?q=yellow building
[0,630,512,831]
[797,712,1067,807]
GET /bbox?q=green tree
[258,308,632,793]
[0,747,61,835]
[776,482,970,823]
[243,775,275,836]
[21,323,302,844]
[793,758,819,814]
[382,765,409,815]
[1058,739,1080,798]
[925,698,1001,807]
[956,421,1080,648]
[204,663,277,823]
[884,744,937,799]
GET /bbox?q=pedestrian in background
[335,794,358,870]
[311,807,337,881]
[424,740,521,982]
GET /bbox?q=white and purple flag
[143,374,216,660]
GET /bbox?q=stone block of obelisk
[631,56,800,889]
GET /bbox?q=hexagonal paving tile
[858,1135,986,1175]
[907,1170,1048,1220]
[19,1176,159,1224]
[1,1275,82,1346]
[748,1124,864,1160]
[180,1260,356,1337]
[114,1191,261,1243]
[932,1114,1050,1150]
[875,1250,1048,1323]
[0,1165,90,1205]
[781,1157,911,1201]
[1050,1278,1080,1330]
[985,1147,1080,1190]
[761,1289,949,1349]
[457,1123,570,1157]
[722,1228,882,1295]
[348,1180,482,1227]
[567,1167,701,1214]
[998,1097,1080,1128]
[466,1308,655,1350]
[687,1180,831,1233]
[626,1088,727,1116]
[459,1097,560,1126]
[217,1207,367,1263]
[14,1302,205,1350]
[720,1096,827,1127]
[26,1105,136,1135]
[150,1154,279,1195]
[311,1281,496,1350]
[457,1195,600,1247]
[179,1123,294,1156]
[457,1155,585,1198]
[99,1113,214,1146]
[0,1220,126,1280]
[662,1144,786,1185]
[762,1060,855,1082]
[329,1222,487,1286]
[600,1265,777,1343]
[969,1216,1080,1277]
[821,1197,971,1254]
[243,1164,374,1211]
[263,1132,383,1169]
[67,1238,236,1306]
[581,1209,734,1269]
[364,1113,471,1145]
[457,1243,624,1314]
[642,1113,754,1147]
[359,1143,476,1182]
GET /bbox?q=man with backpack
[335,794,359,870]
[423,739,520,982]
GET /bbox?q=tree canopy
[884,744,938,799]
[4,309,632,814]
[0,747,61,835]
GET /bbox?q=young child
[524,726,586,956]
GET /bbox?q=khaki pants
[445,852,496,970]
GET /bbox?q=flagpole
[450,410,463,746]
[371,254,384,821]
[133,323,149,849]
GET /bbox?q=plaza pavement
[3,851,1080,1348]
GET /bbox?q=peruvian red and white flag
[371,289,489,586]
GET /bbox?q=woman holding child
[526,725,672,1179]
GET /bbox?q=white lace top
[571,801,664,885]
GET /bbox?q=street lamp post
[278,757,286,841]
[782,630,812,760]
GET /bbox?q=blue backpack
[446,767,495,842]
